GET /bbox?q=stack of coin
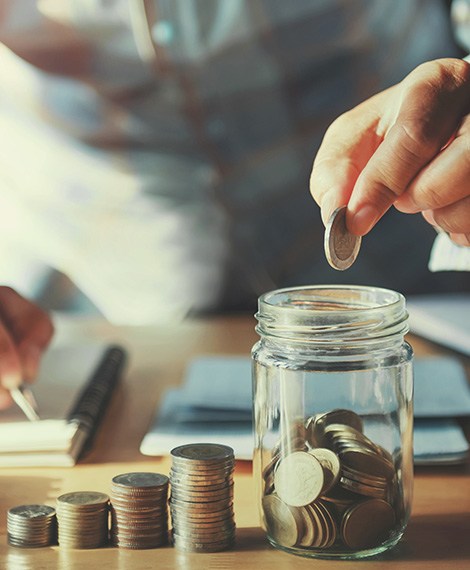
[169,443,236,553]
[110,472,169,549]
[7,505,57,548]
[261,409,399,552]
[56,492,109,549]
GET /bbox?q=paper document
[141,355,470,464]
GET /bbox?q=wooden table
[1,314,469,570]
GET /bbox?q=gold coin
[339,447,395,480]
[296,506,316,547]
[262,494,302,548]
[305,503,325,548]
[316,500,338,549]
[309,448,341,493]
[324,206,361,270]
[341,499,396,549]
[339,476,388,499]
[306,410,363,447]
[274,451,324,507]
[341,465,388,488]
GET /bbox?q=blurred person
[0,0,468,330]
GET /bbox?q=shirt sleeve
[429,233,470,272]
[428,7,470,272]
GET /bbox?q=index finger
[310,91,387,225]
[347,59,470,236]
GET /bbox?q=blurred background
[0,0,469,324]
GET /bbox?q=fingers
[347,59,470,236]
[0,287,54,389]
[394,116,470,214]
[422,194,470,235]
[448,233,470,247]
[0,320,23,408]
[310,91,387,225]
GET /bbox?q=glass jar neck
[255,285,409,349]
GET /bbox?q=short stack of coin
[7,505,57,548]
[110,472,169,549]
[169,443,236,553]
[262,409,398,552]
[56,492,109,549]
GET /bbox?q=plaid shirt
[0,0,466,323]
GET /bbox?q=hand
[0,287,54,409]
[310,58,470,246]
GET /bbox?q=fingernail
[23,345,41,381]
[422,210,436,226]
[1,372,22,390]
[349,205,381,236]
[321,194,342,226]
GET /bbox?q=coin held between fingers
[324,206,362,270]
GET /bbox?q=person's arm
[0,287,53,409]
[0,1,90,76]
[310,58,470,246]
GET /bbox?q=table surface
[0,314,469,570]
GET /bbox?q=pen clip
[10,385,40,421]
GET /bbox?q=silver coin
[172,536,234,553]
[172,471,232,481]
[170,509,233,521]
[112,472,169,489]
[171,444,234,464]
[57,492,109,508]
[8,505,56,520]
[324,206,361,270]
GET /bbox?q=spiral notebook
[0,344,126,467]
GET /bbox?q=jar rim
[256,285,408,343]
[259,284,404,314]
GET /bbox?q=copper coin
[341,499,396,549]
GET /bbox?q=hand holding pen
[0,287,54,417]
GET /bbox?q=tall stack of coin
[56,492,109,549]
[169,443,236,553]
[7,505,57,548]
[262,409,399,552]
[110,472,169,549]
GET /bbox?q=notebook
[0,343,126,467]
[140,355,470,465]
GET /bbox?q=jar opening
[256,285,408,343]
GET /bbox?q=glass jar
[252,285,413,560]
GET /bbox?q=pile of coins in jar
[262,409,400,552]
[6,443,235,553]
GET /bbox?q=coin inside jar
[262,495,303,548]
[324,206,362,270]
[306,409,364,447]
[309,448,341,493]
[274,451,324,507]
[341,499,396,549]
